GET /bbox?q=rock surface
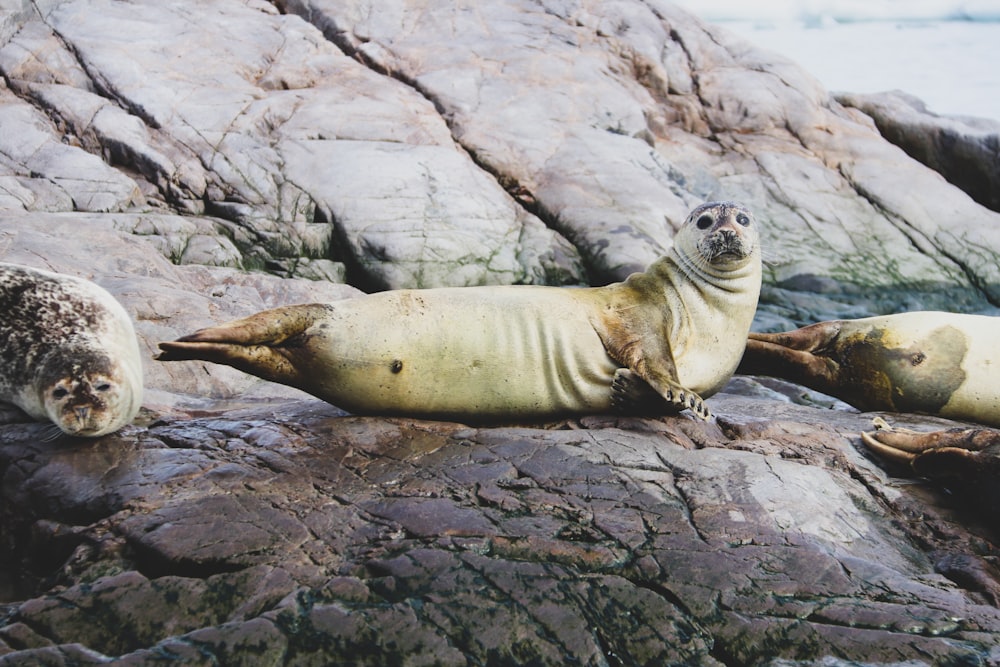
[2,396,999,665]
[838,90,1000,215]
[1,0,999,664]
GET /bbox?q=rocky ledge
[1,0,999,665]
[2,393,999,665]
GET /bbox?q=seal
[158,201,762,422]
[861,416,1000,477]
[739,312,1000,426]
[0,263,144,437]
[861,416,1000,520]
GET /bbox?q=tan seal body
[740,312,1000,426]
[159,201,762,422]
[0,263,144,436]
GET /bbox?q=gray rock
[1,0,1000,663]
[1,397,998,664]
[0,88,142,211]
[0,213,360,407]
[0,0,583,287]
[838,90,1000,214]
[278,0,1000,317]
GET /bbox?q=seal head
[34,345,138,436]
[691,201,757,265]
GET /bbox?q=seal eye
[52,387,69,399]
[96,383,112,392]
[736,213,751,227]
[696,214,714,230]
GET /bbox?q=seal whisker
[40,424,65,442]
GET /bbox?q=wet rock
[1,0,999,663]
[1,396,998,664]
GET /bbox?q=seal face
[739,312,1000,427]
[0,263,144,436]
[158,201,762,422]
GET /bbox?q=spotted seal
[739,312,1000,426]
[158,201,762,422]
[0,263,143,436]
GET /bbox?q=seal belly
[305,287,619,419]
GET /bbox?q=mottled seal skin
[0,263,143,437]
[739,312,1000,426]
[158,201,762,422]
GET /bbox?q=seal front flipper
[591,297,712,421]
[611,368,710,419]
[610,368,711,420]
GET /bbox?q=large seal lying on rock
[158,201,762,422]
[0,263,143,437]
[739,312,1000,426]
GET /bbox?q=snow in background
[672,0,1000,121]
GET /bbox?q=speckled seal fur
[158,202,761,422]
[0,263,143,436]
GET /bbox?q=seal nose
[74,405,91,422]
[715,229,740,249]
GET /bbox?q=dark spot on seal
[840,326,967,413]
[391,359,403,374]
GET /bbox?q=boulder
[1,397,998,664]
[838,90,1000,214]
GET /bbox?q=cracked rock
[1,0,1000,664]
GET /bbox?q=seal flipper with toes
[611,368,710,419]
[159,201,761,422]
[159,304,332,389]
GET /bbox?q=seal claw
[611,369,711,419]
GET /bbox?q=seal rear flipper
[156,341,306,387]
[170,304,332,346]
[747,322,842,352]
[861,417,1000,475]
[612,368,710,420]
[739,336,839,392]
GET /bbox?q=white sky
[672,0,1000,119]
